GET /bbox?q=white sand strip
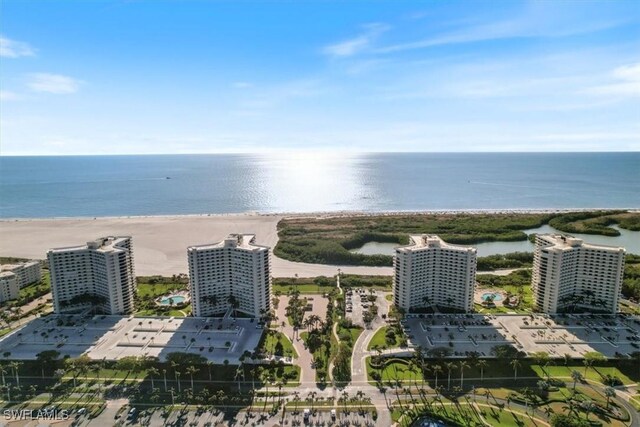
[0,214,393,277]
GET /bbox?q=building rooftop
[188,234,269,252]
[48,236,131,254]
[0,271,16,279]
[396,234,476,253]
[537,234,625,252]
[1,261,39,270]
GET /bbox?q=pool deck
[157,291,191,306]
[474,287,507,305]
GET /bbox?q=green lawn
[260,330,298,358]
[337,324,363,343]
[532,364,637,385]
[367,326,402,350]
[394,401,541,427]
[475,282,534,314]
[367,357,422,383]
[300,327,337,383]
[18,272,51,300]
[137,282,187,298]
[135,307,191,317]
[367,357,640,387]
[135,281,190,316]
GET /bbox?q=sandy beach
[0,213,393,277]
[1,208,635,277]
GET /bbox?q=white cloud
[232,81,253,89]
[323,23,389,57]
[375,3,627,54]
[0,35,35,58]
[584,62,640,97]
[612,62,640,81]
[0,91,22,101]
[27,73,82,94]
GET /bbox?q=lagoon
[349,224,640,256]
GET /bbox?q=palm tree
[432,364,442,389]
[562,399,578,416]
[543,406,554,418]
[162,368,168,391]
[54,368,65,383]
[10,362,22,388]
[307,390,317,413]
[341,390,349,414]
[36,350,60,379]
[532,351,550,378]
[186,366,198,390]
[583,357,594,376]
[234,367,243,393]
[510,358,521,381]
[0,364,6,387]
[292,391,300,413]
[356,390,366,414]
[148,367,159,390]
[604,386,616,409]
[445,362,455,389]
[422,296,431,309]
[91,363,101,387]
[521,387,535,414]
[458,361,469,388]
[571,370,583,391]
[206,361,214,381]
[228,294,239,319]
[476,359,488,382]
[582,400,595,421]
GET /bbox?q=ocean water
[0,152,638,218]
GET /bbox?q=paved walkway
[351,291,392,385]
[274,295,316,386]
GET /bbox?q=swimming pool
[158,295,187,306]
[481,292,503,302]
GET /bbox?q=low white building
[532,234,625,314]
[0,272,19,303]
[47,236,137,315]
[393,235,476,313]
[1,261,41,288]
[188,234,271,318]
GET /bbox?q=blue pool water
[482,293,504,302]
[159,295,186,306]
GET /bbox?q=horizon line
[1,150,639,157]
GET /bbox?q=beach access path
[0,214,393,277]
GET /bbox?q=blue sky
[1,0,639,155]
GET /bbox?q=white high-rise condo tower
[48,236,137,315]
[532,234,625,314]
[393,235,476,313]
[188,234,271,318]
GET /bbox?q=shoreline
[1,207,638,222]
[1,209,637,276]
